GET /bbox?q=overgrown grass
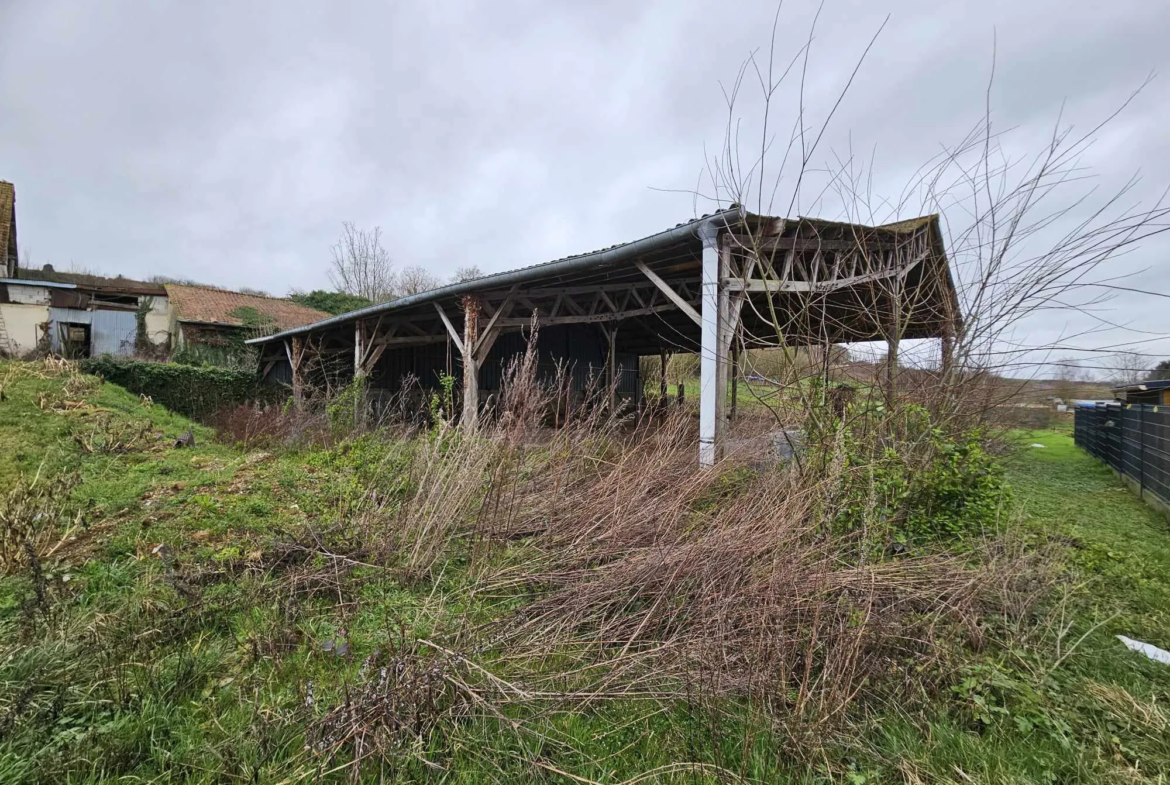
[1,361,1169,783]
[847,430,1170,783]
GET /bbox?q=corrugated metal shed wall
[48,307,137,356]
[91,310,138,356]
[480,327,640,396]
[264,357,294,387]
[48,307,89,354]
[367,324,641,400]
[369,340,455,391]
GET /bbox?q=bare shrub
[308,638,473,773]
[209,401,333,450]
[0,470,82,574]
[70,413,157,454]
[383,423,502,578]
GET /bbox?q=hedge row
[80,358,276,419]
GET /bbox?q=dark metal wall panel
[1143,406,1170,503]
[1075,402,1170,511]
[262,357,293,387]
[370,340,457,392]
[368,323,643,402]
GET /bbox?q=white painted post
[716,237,731,430]
[354,322,364,379]
[698,224,726,467]
[353,322,364,427]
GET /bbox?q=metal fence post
[1140,404,1146,499]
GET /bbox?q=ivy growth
[80,357,276,420]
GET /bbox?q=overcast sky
[2,1,1168,376]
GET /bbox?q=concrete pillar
[716,238,731,429]
[462,296,479,429]
[698,224,728,467]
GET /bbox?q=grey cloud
[2,0,1168,374]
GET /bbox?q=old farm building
[249,208,958,464]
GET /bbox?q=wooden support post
[288,337,304,410]
[730,340,739,423]
[885,262,903,403]
[716,237,731,430]
[659,348,669,411]
[461,296,479,429]
[678,383,685,406]
[354,322,363,379]
[939,331,954,379]
[602,324,619,413]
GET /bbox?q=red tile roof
[164,284,329,332]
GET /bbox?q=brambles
[827,409,1010,544]
[209,401,331,449]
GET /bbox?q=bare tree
[1054,357,1090,382]
[696,13,1168,433]
[328,222,395,303]
[451,265,485,284]
[1053,357,1090,404]
[394,265,444,297]
[1109,351,1149,384]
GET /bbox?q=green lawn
[851,430,1170,783]
[3,361,1170,783]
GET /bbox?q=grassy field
[849,429,1170,783]
[1,360,1169,783]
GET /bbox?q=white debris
[1031,443,1046,448]
[1118,635,1170,665]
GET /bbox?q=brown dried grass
[342,341,1037,743]
[281,331,1048,772]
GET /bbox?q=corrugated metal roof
[247,207,956,348]
[247,207,746,345]
[15,268,166,296]
[0,277,77,290]
[1112,379,1170,393]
